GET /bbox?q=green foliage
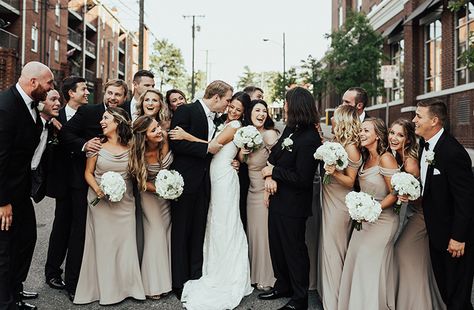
[149,39,187,92]
[448,0,467,12]
[271,67,298,102]
[324,11,384,98]
[237,66,258,89]
[186,70,206,98]
[300,55,325,101]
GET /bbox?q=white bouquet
[90,171,126,207]
[391,172,421,214]
[155,169,184,200]
[345,191,382,231]
[313,142,349,184]
[233,125,264,162]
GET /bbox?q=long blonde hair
[128,115,163,191]
[333,105,361,147]
[136,89,170,125]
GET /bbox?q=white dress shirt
[65,104,78,121]
[420,127,444,195]
[200,100,215,141]
[31,117,49,170]
[359,111,366,123]
[16,83,36,122]
[130,97,138,122]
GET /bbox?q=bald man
[0,61,54,310]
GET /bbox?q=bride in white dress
[169,93,253,310]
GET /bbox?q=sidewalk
[319,123,474,168]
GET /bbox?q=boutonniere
[281,134,293,152]
[425,150,435,166]
[37,102,45,112]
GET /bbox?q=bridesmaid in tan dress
[338,118,399,310]
[238,100,279,291]
[74,107,145,305]
[318,105,362,310]
[135,88,171,130]
[129,115,173,299]
[389,119,445,310]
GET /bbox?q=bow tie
[424,142,430,151]
[30,100,39,109]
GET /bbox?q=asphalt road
[26,197,323,309]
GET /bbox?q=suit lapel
[424,131,447,194]
[58,108,67,124]
[11,86,37,129]
[194,100,209,139]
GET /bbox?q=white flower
[391,172,421,201]
[345,191,382,230]
[281,134,293,152]
[90,171,127,206]
[37,102,45,112]
[314,142,349,184]
[155,169,184,200]
[425,150,435,165]
[233,125,264,152]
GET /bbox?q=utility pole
[183,15,205,100]
[138,0,144,70]
[282,32,286,100]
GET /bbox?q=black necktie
[30,100,39,109]
[424,142,430,151]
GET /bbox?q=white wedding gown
[181,120,253,310]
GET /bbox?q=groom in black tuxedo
[169,80,233,298]
[59,79,128,300]
[0,61,54,310]
[413,100,474,310]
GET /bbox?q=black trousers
[0,198,37,310]
[64,187,87,294]
[44,194,73,280]
[171,190,209,289]
[429,241,474,310]
[238,163,250,231]
[268,210,309,308]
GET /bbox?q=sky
[103,0,332,88]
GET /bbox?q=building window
[338,0,343,27]
[55,2,61,26]
[31,25,38,52]
[424,19,442,93]
[455,2,474,85]
[34,0,39,13]
[390,39,404,100]
[54,39,60,62]
[111,44,115,61]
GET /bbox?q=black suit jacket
[268,126,322,218]
[0,86,42,206]
[169,100,212,194]
[59,103,105,189]
[122,100,132,118]
[420,131,474,251]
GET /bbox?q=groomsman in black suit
[0,61,54,310]
[123,70,155,122]
[43,76,89,290]
[341,86,370,122]
[59,79,128,301]
[169,80,232,298]
[413,100,474,310]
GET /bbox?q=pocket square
[433,168,441,175]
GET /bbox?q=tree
[270,67,298,102]
[186,70,206,99]
[300,55,325,105]
[149,39,187,92]
[324,11,384,98]
[237,66,258,89]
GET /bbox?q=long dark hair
[228,91,250,123]
[101,107,132,146]
[245,99,275,130]
[390,118,419,165]
[285,87,319,130]
[361,117,389,161]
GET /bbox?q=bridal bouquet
[313,142,349,184]
[390,172,421,214]
[345,191,382,231]
[155,169,184,200]
[233,125,264,162]
[90,171,126,207]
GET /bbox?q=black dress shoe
[46,277,66,290]
[173,288,182,300]
[19,291,38,300]
[258,289,292,300]
[68,292,75,302]
[278,300,308,310]
[16,301,37,310]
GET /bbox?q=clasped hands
[447,239,465,258]
[0,204,13,231]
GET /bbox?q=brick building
[327,0,474,148]
[0,0,149,103]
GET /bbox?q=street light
[263,32,286,99]
[183,14,205,100]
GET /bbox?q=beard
[31,84,48,101]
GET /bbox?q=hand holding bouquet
[345,191,382,231]
[155,169,184,200]
[90,171,126,207]
[390,172,421,214]
[314,142,349,184]
[233,125,264,162]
